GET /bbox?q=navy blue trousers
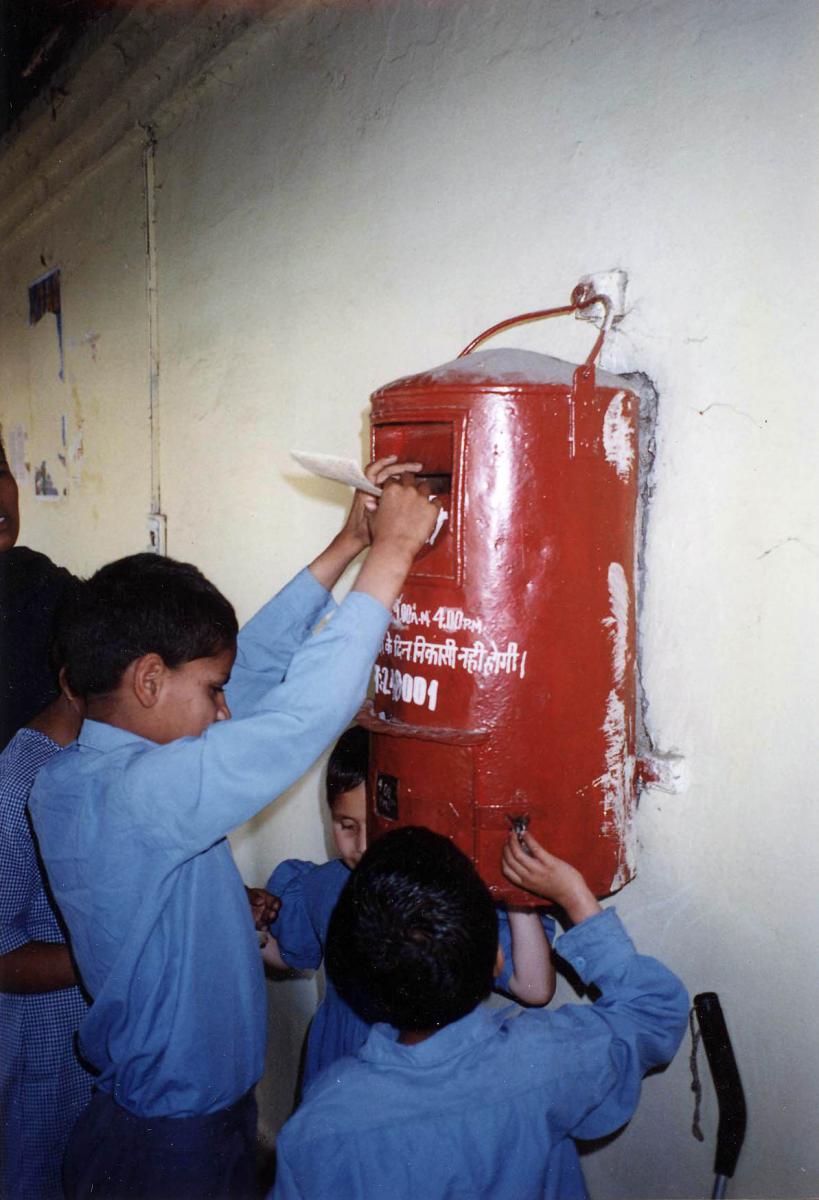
[63,1089,259,1200]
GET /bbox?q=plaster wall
[2,1,817,1195]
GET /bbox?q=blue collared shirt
[271,910,689,1200]
[29,569,390,1118]
[267,860,557,1095]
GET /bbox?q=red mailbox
[359,297,639,904]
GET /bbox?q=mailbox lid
[373,348,628,396]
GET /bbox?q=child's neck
[28,695,83,747]
[86,684,157,742]
[86,702,148,737]
[397,1028,436,1046]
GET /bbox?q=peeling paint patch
[69,431,84,487]
[603,390,634,480]
[595,689,636,878]
[7,425,30,483]
[603,561,629,686]
[34,460,59,499]
[75,331,100,361]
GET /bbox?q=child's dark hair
[48,576,85,680]
[326,725,368,809]
[57,553,239,699]
[326,826,498,1032]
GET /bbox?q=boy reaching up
[29,462,437,1200]
[271,826,688,1200]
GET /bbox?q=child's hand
[342,456,423,553]
[368,473,439,558]
[308,457,426,594]
[501,831,601,925]
[245,887,281,930]
[351,471,440,609]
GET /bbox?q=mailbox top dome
[375,348,628,396]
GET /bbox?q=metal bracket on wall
[636,752,688,794]
[146,512,167,556]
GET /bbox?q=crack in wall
[695,401,766,427]
[756,536,818,561]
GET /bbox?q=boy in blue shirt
[29,462,436,1199]
[264,726,555,1095]
[271,826,689,1200]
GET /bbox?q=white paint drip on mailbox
[598,561,635,887]
[604,561,629,686]
[603,390,634,480]
[597,689,636,888]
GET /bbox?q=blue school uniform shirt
[29,569,390,1119]
[271,909,689,1200]
[268,856,556,1093]
[0,728,94,1200]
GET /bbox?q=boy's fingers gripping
[367,457,423,488]
[519,829,547,859]
[507,830,536,868]
[365,455,397,483]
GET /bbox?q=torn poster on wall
[34,460,59,499]
[28,268,64,381]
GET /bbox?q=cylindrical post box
[359,338,639,905]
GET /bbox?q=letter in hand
[245,887,281,930]
[501,831,602,926]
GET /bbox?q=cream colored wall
[2,1,817,1194]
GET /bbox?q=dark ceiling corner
[0,0,119,138]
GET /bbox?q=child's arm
[223,456,429,720]
[260,935,290,972]
[0,943,79,994]
[503,830,689,1141]
[259,860,325,975]
[350,472,438,609]
[57,474,439,861]
[307,455,423,593]
[1,746,83,995]
[502,909,556,1006]
[227,456,429,715]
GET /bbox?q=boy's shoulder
[27,722,136,814]
[279,1008,536,1161]
[0,728,63,796]
[33,722,148,785]
[282,1050,380,1140]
